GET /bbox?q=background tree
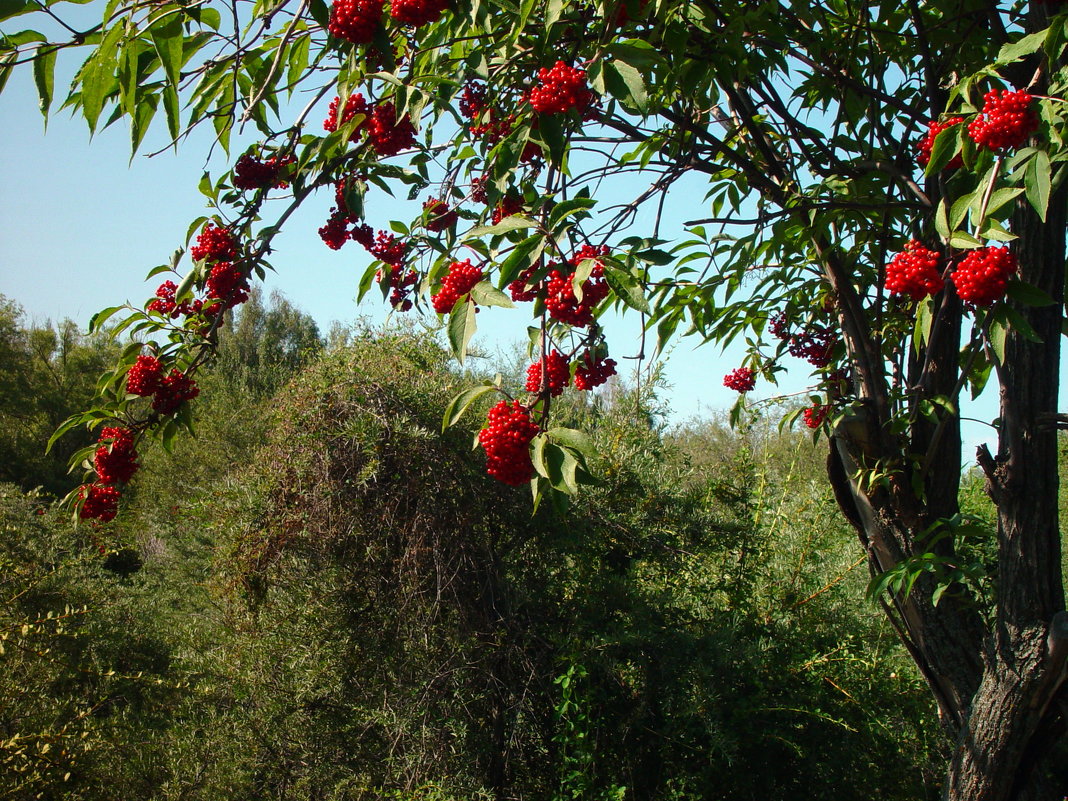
[2,0,1067,797]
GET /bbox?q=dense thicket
[1,316,946,799]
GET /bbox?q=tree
[2,0,1067,796]
[0,295,118,494]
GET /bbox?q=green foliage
[0,295,118,496]
[1,329,941,800]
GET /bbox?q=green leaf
[442,383,498,430]
[0,0,40,22]
[547,196,596,232]
[995,29,1047,66]
[949,192,973,230]
[464,215,538,240]
[547,427,595,458]
[1025,150,1051,222]
[924,123,963,176]
[988,316,1007,364]
[602,262,650,313]
[469,280,514,308]
[934,198,951,241]
[447,299,477,363]
[149,12,184,89]
[32,44,55,120]
[46,412,88,453]
[913,295,935,353]
[162,83,180,142]
[571,257,595,302]
[949,231,982,249]
[604,59,649,114]
[497,234,544,288]
[536,112,566,165]
[88,305,123,333]
[1006,278,1055,307]
[79,22,123,133]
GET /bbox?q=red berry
[543,245,610,328]
[951,246,1016,306]
[152,369,200,415]
[389,0,449,26]
[478,400,540,486]
[367,230,408,267]
[366,102,417,157]
[79,483,121,522]
[803,403,827,429]
[93,427,139,485]
[126,355,164,396]
[916,117,965,169]
[432,259,483,313]
[573,350,617,390]
[525,350,571,397]
[528,61,594,115]
[723,367,756,393]
[886,240,943,301]
[319,209,351,250]
[422,197,458,232]
[206,262,250,309]
[459,82,487,120]
[191,223,239,263]
[492,194,524,224]
[968,90,1038,152]
[233,153,294,190]
[328,0,383,45]
[323,94,370,139]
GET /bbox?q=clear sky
[0,40,1038,458]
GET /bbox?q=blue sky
[0,40,1028,457]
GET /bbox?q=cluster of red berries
[147,281,223,321]
[546,245,611,327]
[803,403,828,429]
[493,194,525,224]
[423,197,458,232]
[916,117,965,169]
[390,0,449,26]
[80,427,141,522]
[153,369,200,415]
[125,355,200,415]
[528,61,594,115]
[378,266,419,311]
[94,427,139,485]
[366,101,417,156]
[79,483,121,522]
[951,246,1016,306]
[148,281,194,318]
[318,210,352,250]
[479,400,540,486]
[723,367,756,393]
[525,350,571,397]
[324,94,370,139]
[191,223,239,263]
[323,95,416,156]
[127,355,165,396]
[432,259,483,313]
[206,262,250,310]
[459,82,487,119]
[328,0,383,44]
[886,240,944,300]
[769,314,837,368]
[573,350,617,390]
[232,153,295,191]
[509,245,610,327]
[968,90,1039,152]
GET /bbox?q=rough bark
[829,172,1067,801]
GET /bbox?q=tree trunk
[829,163,1068,800]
